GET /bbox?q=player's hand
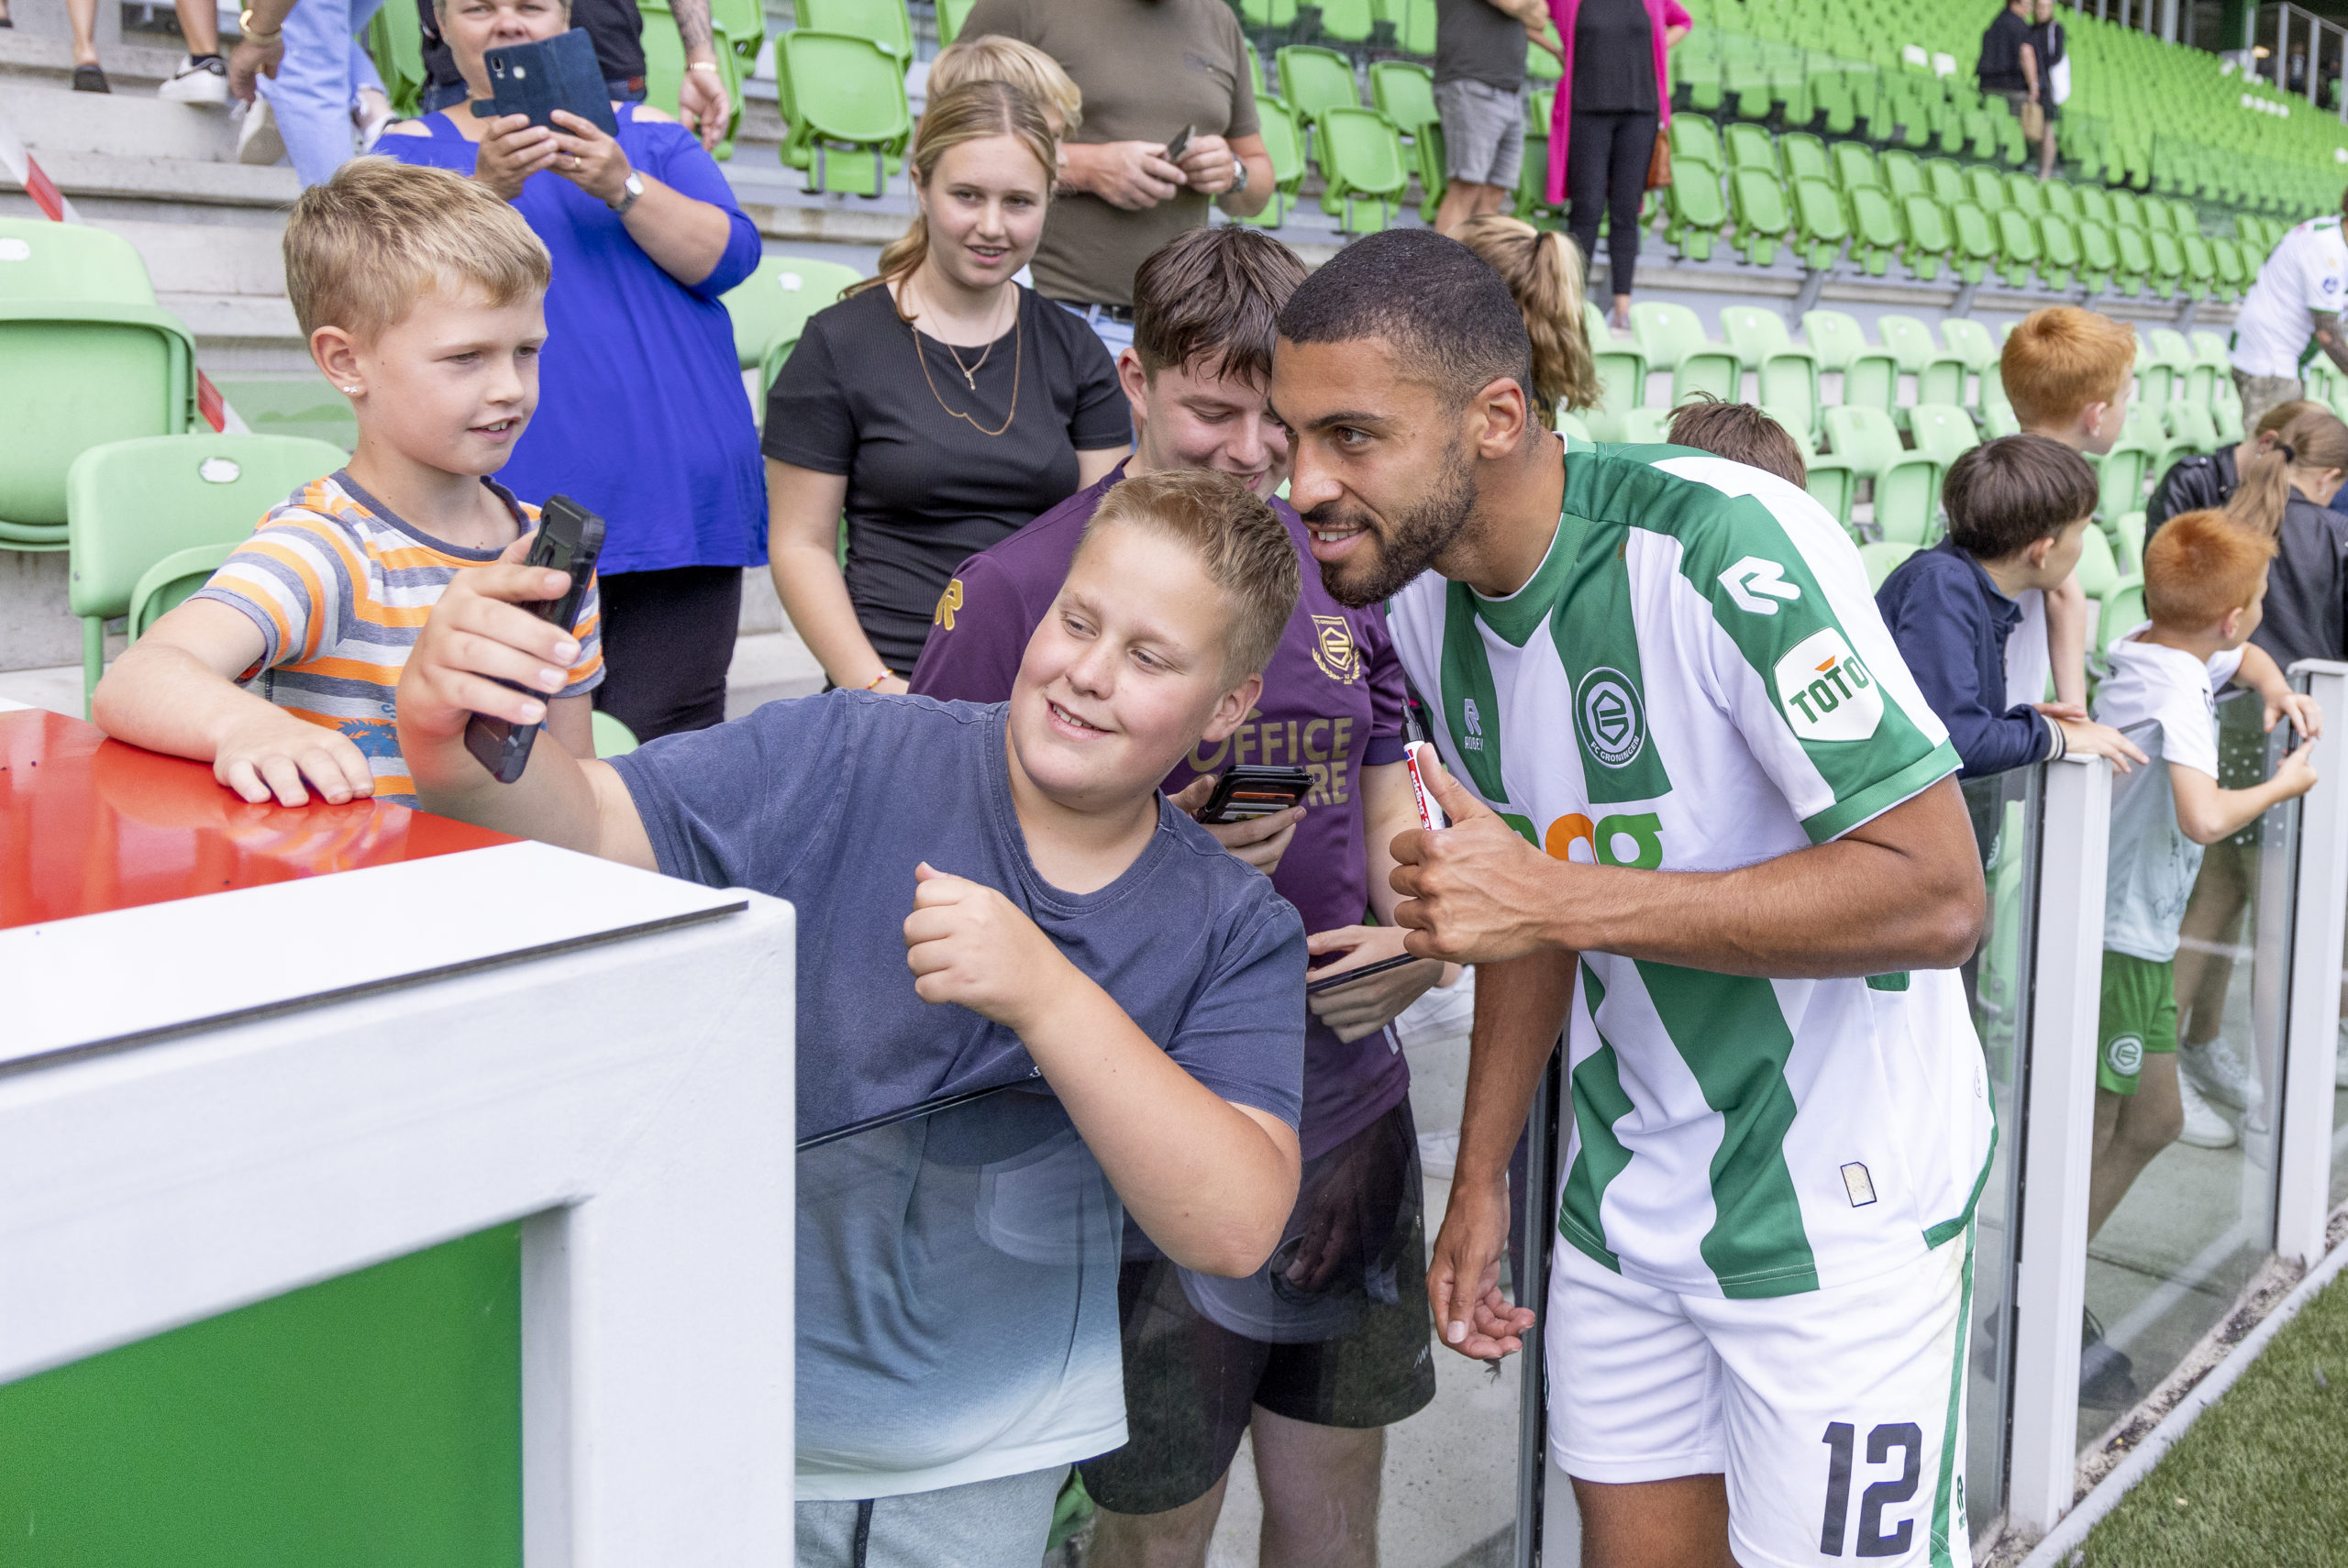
[903,863,1072,1031]
[1305,924,1444,1042]
[548,110,634,204]
[472,112,559,200]
[1390,756,1567,965]
[212,707,376,808]
[1174,131,1236,194]
[675,61,731,152]
[2275,736,2320,800]
[1426,1166,1537,1361]
[1169,774,1304,875]
[2054,717,2150,774]
[397,532,581,744]
[2265,689,2323,741]
[1078,140,1185,210]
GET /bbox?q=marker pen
[1404,741,1449,832]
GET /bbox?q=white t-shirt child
[2095,624,2245,961]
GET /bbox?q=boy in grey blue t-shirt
[393,471,1312,1568]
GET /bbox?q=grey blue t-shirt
[608,692,1309,1498]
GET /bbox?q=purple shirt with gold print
[907,465,1412,1155]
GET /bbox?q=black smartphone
[470,28,619,135]
[1164,124,1194,164]
[463,494,604,785]
[1194,765,1312,824]
[1305,954,1422,995]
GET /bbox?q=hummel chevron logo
[1719,557,1803,615]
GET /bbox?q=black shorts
[1077,1099,1438,1515]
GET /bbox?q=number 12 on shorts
[1818,1420,1922,1557]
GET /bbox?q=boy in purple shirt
[908,227,1443,1564]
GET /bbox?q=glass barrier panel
[1959,765,2043,1540]
[2078,692,2297,1450]
[797,1061,1536,1567]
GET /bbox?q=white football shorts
[1547,1230,1974,1568]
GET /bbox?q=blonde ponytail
[846,80,1058,301]
[2223,406,2348,538]
[1456,215,1601,420]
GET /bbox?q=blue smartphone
[470,28,619,136]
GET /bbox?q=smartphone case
[470,28,619,136]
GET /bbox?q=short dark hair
[1273,227,1534,412]
[1666,397,1807,488]
[1133,227,1308,388]
[1942,435,2099,559]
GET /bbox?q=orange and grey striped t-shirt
[194,470,604,804]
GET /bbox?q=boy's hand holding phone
[397,533,582,756]
[903,863,1081,1032]
[1168,774,1305,876]
[1303,924,1443,1043]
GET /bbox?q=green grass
[2075,1267,2348,1566]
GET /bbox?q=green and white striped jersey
[1386,447,1994,1299]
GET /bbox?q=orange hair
[2143,510,2276,629]
[1999,307,2138,430]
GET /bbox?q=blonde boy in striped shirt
[95,159,603,806]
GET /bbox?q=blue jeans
[1054,299,1135,359]
[421,76,649,114]
[257,0,389,186]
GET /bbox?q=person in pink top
[1539,0,1689,328]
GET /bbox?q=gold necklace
[908,291,1022,438]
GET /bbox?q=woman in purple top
[907,227,1448,1567]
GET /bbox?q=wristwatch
[1230,157,1249,193]
[608,171,646,215]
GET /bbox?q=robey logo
[932,578,964,632]
[1772,628,1882,742]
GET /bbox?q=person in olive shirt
[955,0,1277,352]
[1432,0,1544,237]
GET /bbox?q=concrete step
[1,72,239,163]
[0,26,199,94]
[30,148,301,210]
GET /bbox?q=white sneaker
[2176,1071,2238,1149]
[157,53,227,104]
[2176,1036,2255,1112]
[236,95,284,166]
[1416,1128,1459,1181]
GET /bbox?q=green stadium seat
[1892,193,1947,282]
[1316,107,1410,234]
[1729,168,1792,265]
[643,7,744,155]
[2111,222,2154,296]
[2160,399,2222,472]
[1822,405,1942,544]
[1923,158,1966,209]
[0,219,201,552]
[1964,167,2005,211]
[2185,328,2231,404]
[2072,523,2121,602]
[1939,318,1999,403]
[1663,164,1727,261]
[1619,406,1674,443]
[1720,305,1822,437]
[2143,328,2193,406]
[1802,308,1899,415]
[1246,96,1310,227]
[206,375,356,452]
[2097,576,2146,653]
[708,0,763,61]
[721,257,866,395]
[1629,302,1740,404]
[1396,0,1437,55]
[1860,540,1921,591]
[1833,140,1880,192]
[2072,184,2112,228]
[1315,0,1381,45]
[2004,174,2044,218]
[2042,181,2078,221]
[1368,61,1438,138]
[1672,116,1724,172]
[1847,185,1901,275]
[1781,132,1832,185]
[776,32,908,195]
[1583,302,1649,439]
[936,0,977,42]
[796,0,912,59]
[1276,46,1360,137]
[363,0,426,116]
[1992,206,2041,289]
[1789,177,1847,272]
[2035,212,2080,292]
[2086,439,2154,522]
[1909,403,1980,467]
[1239,0,1301,30]
[2110,189,2147,230]
[2210,375,2245,444]
[1723,121,1778,174]
[1878,315,1967,406]
[1880,149,1924,200]
[1948,200,1999,283]
[1526,17,1563,83]
[66,433,349,711]
[1513,131,1566,225]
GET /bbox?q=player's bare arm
[2313,308,2348,376]
[1390,757,1983,976]
[1423,944,1577,1360]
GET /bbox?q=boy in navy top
[394,468,1310,1568]
[1877,435,2145,778]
